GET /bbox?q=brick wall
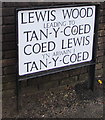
[2,2,105,99]
[102,2,105,79]
[96,2,105,79]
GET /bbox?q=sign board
[17,5,96,76]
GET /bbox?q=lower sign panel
[17,5,96,76]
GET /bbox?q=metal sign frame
[16,3,100,111]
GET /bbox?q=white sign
[17,5,96,76]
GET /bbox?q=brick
[95,69,103,78]
[98,30,105,37]
[0,43,2,51]
[0,34,2,43]
[3,50,17,59]
[0,51,2,60]
[98,24,105,30]
[2,2,16,7]
[96,56,104,63]
[0,27,2,36]
[96,50,104,57]
[60,76,78,86]
[49,71,69,81]
[3,16,15,25]
[0,17,2,26]
[97,37,104,44]
[21,84,38,96]
[2,33,16,42]
[69,67,87,76]
[103,17,105,23]
[2,74,16,83]
[0,81,1,89]
[80,66,88,73]
[0,8,2,17]
[2,98,16,118]
[19,80,28,88]
[39,80,59,90]
[99,16,105,23]
[2,58,17,67]
[0,67,2,76]
[99,16,104,23]
[68,69,80,76]
[104,49,105,56]
[103,60,105,67]
[2,25,15,34]
[0,2,1,7]
[103,43,105,50]
[2,8,15,16]
[24,78,38,87]
[3,65,16,75]
[37,75,50,85]
[0,60,2,68]
[103,10,105,16]
[98,43,104,50]
[14,2,31,7]
[3,81,16,90]
[104,55,105,61]
[100,3,105,8]
[3,2,31,7]
[99,9,104,16]
[103,3,105,8]
[2,89,16,98]
[2,42,16,51]
[79,73,88,81]
[30,2,52,7]
[96,63,103,70]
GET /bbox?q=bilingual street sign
[17,5,96,76]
